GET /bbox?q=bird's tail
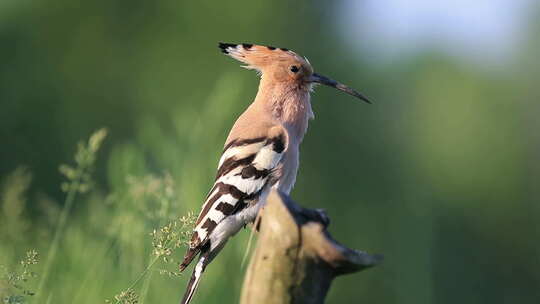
[179,247,200,272]
[180,255,207,304]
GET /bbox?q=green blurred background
[1,0,539,303]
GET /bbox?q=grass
[36,128,108,301]
[1,250,39,304]
[0,76,253,303]
[0,129,202,303]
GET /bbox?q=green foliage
[35,129,108,301]
[59,128,107,194]
[106,213,196,304]
[0,250,39,304]
[151,212,196,274]
[107,289,138,304]
[125,174,178,222]
[0,168,32,242]
[0,128,200,304]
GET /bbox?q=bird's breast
[275,144,300,195]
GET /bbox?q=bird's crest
[218,42,313,76]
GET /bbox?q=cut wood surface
[240,190,382,304]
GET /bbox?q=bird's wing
[180,126,287,270]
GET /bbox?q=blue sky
[339,0,534,65]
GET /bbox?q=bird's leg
[252,207,264,232]
[241,207,265,268]
[243,204,265,232]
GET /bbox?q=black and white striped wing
[191,135,286,248]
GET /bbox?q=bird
[178,42,371,304]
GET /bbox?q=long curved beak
[309,73,372,104]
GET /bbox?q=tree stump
[240,190,382,304]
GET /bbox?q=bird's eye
[290,65,300,73]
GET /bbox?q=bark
[240,190,382,304]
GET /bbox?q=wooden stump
[240,190,382,304]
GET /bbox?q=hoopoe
[179,43,371,304]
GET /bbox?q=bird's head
[218,42,371,103]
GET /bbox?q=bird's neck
[255,79,314,143]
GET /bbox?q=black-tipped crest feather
[218,42,237,53]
